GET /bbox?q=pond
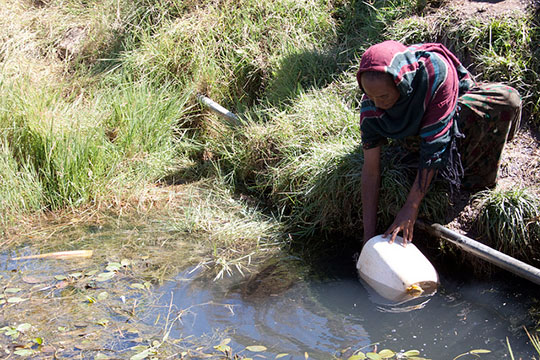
[148,256,538,359]
[0,224,538,359]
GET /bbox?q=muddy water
[149,257,538,359]
[0,228,538,359]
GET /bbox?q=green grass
[0,74,194,223]
[122,0,337,108]
[1,0,539,260]
[474,188,540,262]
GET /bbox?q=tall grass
[100,77,194,177]
[0,80,111,209]
[0,73,193,226]
[122,0,337,108]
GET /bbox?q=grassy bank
[1,0,539,265]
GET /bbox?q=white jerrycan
[357,235,439,303]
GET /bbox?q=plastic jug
[356,235,439,303]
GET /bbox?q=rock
[57,27,87,60]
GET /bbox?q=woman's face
[360,74,400,110]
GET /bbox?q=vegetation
[1,0,539,265]
[1,0,540,358]
[473,188,540,262]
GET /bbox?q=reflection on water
[150,256,537,359]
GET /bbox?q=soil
[449,0,529,18]
[499,125,540,192]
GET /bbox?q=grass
[1,0,539,262]
[507,327,540,360]
[0,75,194,216]
[122,0,337,108]
[2,1,540,358]
[473,188,540,263]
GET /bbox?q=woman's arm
[383,168,436,245]
[361,146,381,244]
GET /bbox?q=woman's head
[360,71,400,110]
[356,40,420,110]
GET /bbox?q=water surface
[149,256,538,359]
[0,228,538,359]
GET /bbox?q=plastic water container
[357,235,439,303]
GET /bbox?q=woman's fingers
[401,226,409,247]
[382,226,392,239]
[403,221,415,245]
[391,226,400,243]
[384,219,415,245]
[403,224,412,246]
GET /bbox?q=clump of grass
[99,77,194,178]
[0,74,194,227]
[0,78,114,210]
[474,188,540,262]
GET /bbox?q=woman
[357,40,521,246]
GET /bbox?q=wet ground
[0,224,538,359]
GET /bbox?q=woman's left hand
[382,202,419,246]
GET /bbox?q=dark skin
[360,73,437,246]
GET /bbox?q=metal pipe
[196,94,239,122]
[416,219,540,286]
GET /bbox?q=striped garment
[357,41,475,170]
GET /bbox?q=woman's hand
[382,202,419,246]
[382,168,436,246]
